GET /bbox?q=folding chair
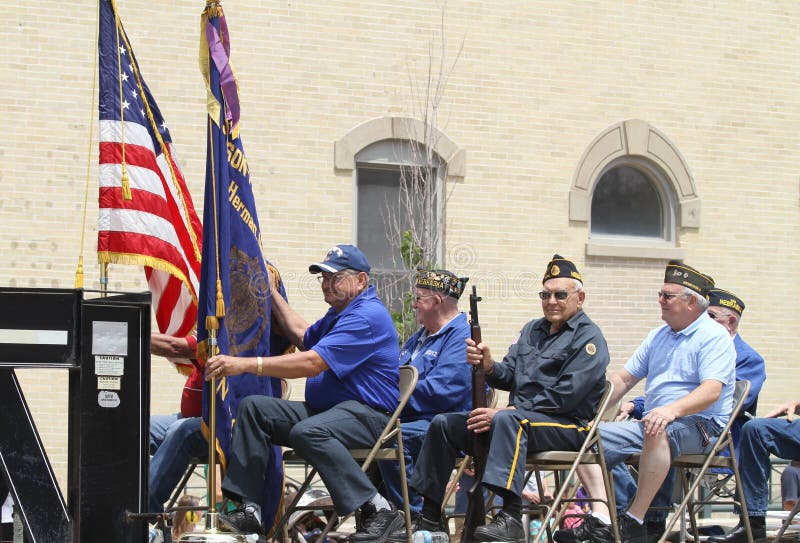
[774,498,800,542]
[275,365,419,543]
[653,379,752,543]
[527,380,618,543]
[164,378,292,511]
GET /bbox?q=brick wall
[1,0,798,491]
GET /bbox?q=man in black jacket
[389,254,609,543]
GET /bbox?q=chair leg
[395,424,413,543]
[686,472,701,543]
[271,468,318,543]
[729,452,754,543]
[164,462,199,511]
[774,498,800,542]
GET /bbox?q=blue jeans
[739,417,800,516]
[150,413,181,454]
[148,416,207,513]
[377,418,429,514]
[599,415,721,520]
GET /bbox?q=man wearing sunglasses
[606,287,766,542]
[206,244,403,539]
[555,262,736,543]
[389,254,609,543]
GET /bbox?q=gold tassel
[205,316,219,332]
[121,163,132,200]
[215,278,225,317]
[74,256,84,289]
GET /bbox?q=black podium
[0,288,151,543]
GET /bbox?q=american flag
[97,0,202,350]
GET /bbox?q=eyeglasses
[707,310,727,321]
[538,290,576,301]
[413,293,439,303]
[657,291,690,301]
[316,270,358,284]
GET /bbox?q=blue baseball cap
[308,244,371,274]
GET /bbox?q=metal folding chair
[274,365,419,543]
[527,380,618,543]
[655,379,752,543]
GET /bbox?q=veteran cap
[542,254,583,284]
[708,288,745,316]
[415,268,469,299]
[309,244,371,274]
[664,261,714,296]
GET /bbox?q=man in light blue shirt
[555,261,735,543]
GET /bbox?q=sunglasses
[657,291,689,301]
[538,290,576,301]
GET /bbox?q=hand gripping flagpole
[179,317,243,543]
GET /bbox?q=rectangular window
[356,164,437,311]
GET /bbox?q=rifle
[461,286,489,543]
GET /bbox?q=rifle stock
[461,286,489,543]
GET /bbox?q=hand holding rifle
[461,286,490,543]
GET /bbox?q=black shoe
[388,514,447,543]
[553,515,612,543]
[618,515,647,543]
[218,504,263,534]
[645,519,665,543]
[351,504,405,543]
[473,511,524,543]
[706,517,766,543]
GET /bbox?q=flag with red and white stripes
[97,0,202,357]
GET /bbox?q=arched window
[334,117,466,307]
[570,120,699,259]
[355,141,440,275]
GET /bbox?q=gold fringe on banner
[215,278,225,317]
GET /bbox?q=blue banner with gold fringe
[197,1,286,531]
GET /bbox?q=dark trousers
[222,397,389,515]
[410,409,587,503]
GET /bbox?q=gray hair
[683,287,709,309]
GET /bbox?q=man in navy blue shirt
[377,269,472,516]
[206,245,402,539]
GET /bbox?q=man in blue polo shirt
[206,245,402,539]
[377,268,472,517]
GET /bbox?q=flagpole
[179,318,243,543]
[100,262,108,297]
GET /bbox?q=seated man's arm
[764,399,800,421]
[406,330,471,414]
[150,333,195,358]
[269,282,309,350]
[615,395,645,421]
[205,349,329,380]
[609,368,639,407]
[735,350,767,413]
[642,379,723,435]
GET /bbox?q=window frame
[334,116,466,265]
[569,119,700,259]
[589,156,678,246]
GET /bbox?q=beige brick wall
[1,1,799,492]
